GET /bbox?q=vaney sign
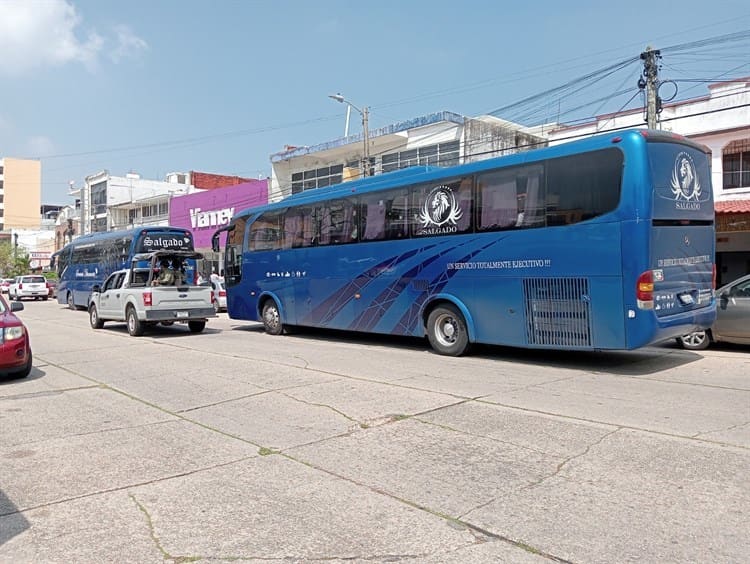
[189,207,235,230]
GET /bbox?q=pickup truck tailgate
[151,287,213,309]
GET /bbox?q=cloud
[0,0,147,76]
[109,25,149,63]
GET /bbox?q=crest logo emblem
[419,185,463,228]
[670,152,701,201]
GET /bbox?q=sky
[1,0,749,205]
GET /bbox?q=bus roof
[59,226,192,250]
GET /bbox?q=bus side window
[250,213,282,251]
[282,211,303,249]
[385,191,409,239]
[361,195,385,241]
[478,172,517,230]
[455,177,473,232]
[319,200,355,245]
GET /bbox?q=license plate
[678,293,695,305]
[176,311,188,318]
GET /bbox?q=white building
[71,170,193,234]
[269,111,546,202]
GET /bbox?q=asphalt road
[1,299,748,563]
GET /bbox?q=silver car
[678,274,750,350]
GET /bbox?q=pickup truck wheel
[188,320,206,333]
[89,304,104,329]
[262,300,283,335]
[126,306,145,336]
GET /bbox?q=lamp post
[328,93,371,177]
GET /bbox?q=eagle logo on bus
[419,185,463,230]
[670,152,701,202]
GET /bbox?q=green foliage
[0,241,31,278]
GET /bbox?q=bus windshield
[218,129,716,356]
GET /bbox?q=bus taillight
[636,270,654,309]
[143,291,152,307]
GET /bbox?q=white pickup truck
[88,250,216,336]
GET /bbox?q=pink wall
[169,179,268,248]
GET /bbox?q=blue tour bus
[52,226,196,310]
[213,129,716,356]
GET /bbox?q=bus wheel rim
[435,313,457,346]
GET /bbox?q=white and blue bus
[52,226,195,310]
[213,129,716,356]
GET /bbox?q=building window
[291,164,344,194]
[382,141,460,173]
[723,139,750,189]
[92,217,107,232]
[0,180,3,190]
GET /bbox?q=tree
[0,241,30,277]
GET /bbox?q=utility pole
[639,47,662,129]
[362,106,371,176]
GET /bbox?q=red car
[0,294,32,378]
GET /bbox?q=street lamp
[328,93,371,177]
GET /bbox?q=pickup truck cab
[88,250,216,336]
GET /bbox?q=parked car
[678,273,750,350]
[9,275,49,301]
[211,279,227,312]
[0,279,13,293]
[0,293,32,378]
[46,279,58,298]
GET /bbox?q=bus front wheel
[261,300,283,336]
[67,292,76,310]
[427,304,470,357]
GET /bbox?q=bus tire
[427,304,470,357]
[188,320,206,333]
[261,300,283,336]
[67,292,76,311]
[89,304,104,329]
[126,306,145,336]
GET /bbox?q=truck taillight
[636,270,654,309]
[143,291,152,307]
[210,291,215,304]
[219,290,226,297]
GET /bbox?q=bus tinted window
[411,177,473,237]
[545,148,622,225]
[477,165,545,231]
[319,199,356,245]
[250,212,282,251]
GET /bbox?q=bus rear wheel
[261,300,283,335]
[427,304,470,356]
